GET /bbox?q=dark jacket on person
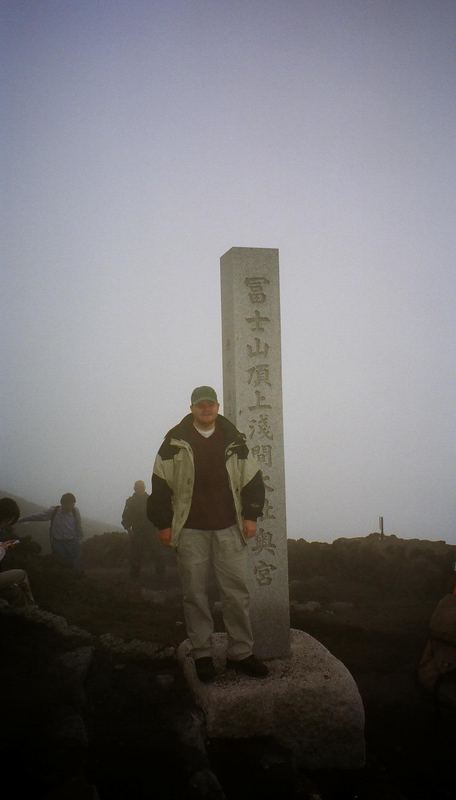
[147,414,265,547]
[122,493,154,534]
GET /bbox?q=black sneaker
[194,657,216,683]
[226,655,269,678]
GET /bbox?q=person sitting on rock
[18,492,84,572]
[0,497,36,606]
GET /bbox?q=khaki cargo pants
[176,525,253,660]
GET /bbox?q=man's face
[62,498,75,513]
[191,400,220,428]
[134,481,146,494]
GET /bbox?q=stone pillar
[220,247,290,659]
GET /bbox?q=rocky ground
[1,532,456,799]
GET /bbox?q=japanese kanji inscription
[221,247,290,659]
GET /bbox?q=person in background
[18,492,84,572]
[147,385,268,683]
[122,480,166,583]
[0,498,22,543]
[0,497,36,605]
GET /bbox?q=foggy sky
[2,1,456,543]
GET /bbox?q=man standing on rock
[147,385,268,682]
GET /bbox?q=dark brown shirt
[184,424,237,530]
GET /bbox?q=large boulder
[178,629,365,770]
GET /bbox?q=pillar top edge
[220,246,279,259]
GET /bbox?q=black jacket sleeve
[241,470,265,521]
[121,498,131,530]
[147,474,173,530]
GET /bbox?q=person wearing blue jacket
[19,492,84,571]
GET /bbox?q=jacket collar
[167,413,245,449]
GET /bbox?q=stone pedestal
[177,629,365,769]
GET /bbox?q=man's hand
[242,519,257,539]
[159,528,173,546]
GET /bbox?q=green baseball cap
[191,386,218,405]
